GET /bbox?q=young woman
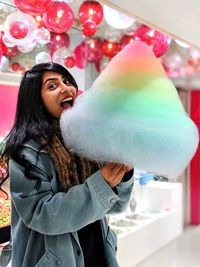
[0,62,134,267]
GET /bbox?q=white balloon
[103,5,135,29]
[162,52,185,70]
[3,4,16,13]
[2,34,15,47]
[52,47,72,65]
[0,56,9,71]
[188,48,200,60]
[35,51,51,64]
[104,29,120,42]
[36,28,50,45]
[175,39,190,48]
[17,39,37,53]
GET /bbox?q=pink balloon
[73,42,86,69]
[84,38,103,63]
[14,0,52,15]
[43,2,75,33]
[74,39,103,68]
[9,21,28,39]
[47,32,70,55]
[152,31,171,58]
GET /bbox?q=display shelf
[110,181,183,267]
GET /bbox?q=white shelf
[110,181,183,267]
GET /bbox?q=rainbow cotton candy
[60,41,199,178]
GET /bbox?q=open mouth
[60,97,74,109]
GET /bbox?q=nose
[60,83,69,94]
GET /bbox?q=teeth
[61,97,73,103]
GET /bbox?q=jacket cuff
[122,169,134,182]
[86,171,120,210]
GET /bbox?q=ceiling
[99,0,200,49]
[1,0,200,89]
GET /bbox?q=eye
[63,78,72,86]
[48,83,57,90]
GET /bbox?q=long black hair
[1,62,78,159]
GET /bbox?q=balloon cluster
[0,0,173,73]
[134,25,171,58]
[2,1,74,50]
[78,1,103,37]
[0,0,76,71]
[72,24,171,72]
[73,38,114,70]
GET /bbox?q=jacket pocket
[35,251,61,267]
[106,227,118,254]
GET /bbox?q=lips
[60,97,74,109]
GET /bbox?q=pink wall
[0,84,19,138]
[190,91,200,224]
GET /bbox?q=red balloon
[84,38,103,63]
[14,0,52,15]
[81,20,97,37]
[43,2,75,33]
[1,32,19,57]
[47,32,70,55]
[3,46,19,57]
[9,21,28,39]
[11,62,21,72]
[102,40,119,58]
[78,1,103,25]
[64,56,75,68]
[134,25,154,45]
[120,34,135,48]
[0,47,2,63]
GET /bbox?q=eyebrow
[43,78,59,85]
[43,76,67,86]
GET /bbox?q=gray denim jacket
[9,140,134,267]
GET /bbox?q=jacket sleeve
[108,172,134,214]
[9,154,120,235]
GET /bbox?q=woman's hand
[100,163,126,188]
[125,165,133,173]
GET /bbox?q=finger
[104,162,116,169]
[112,164,125,175]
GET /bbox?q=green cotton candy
[60,41,199,178]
